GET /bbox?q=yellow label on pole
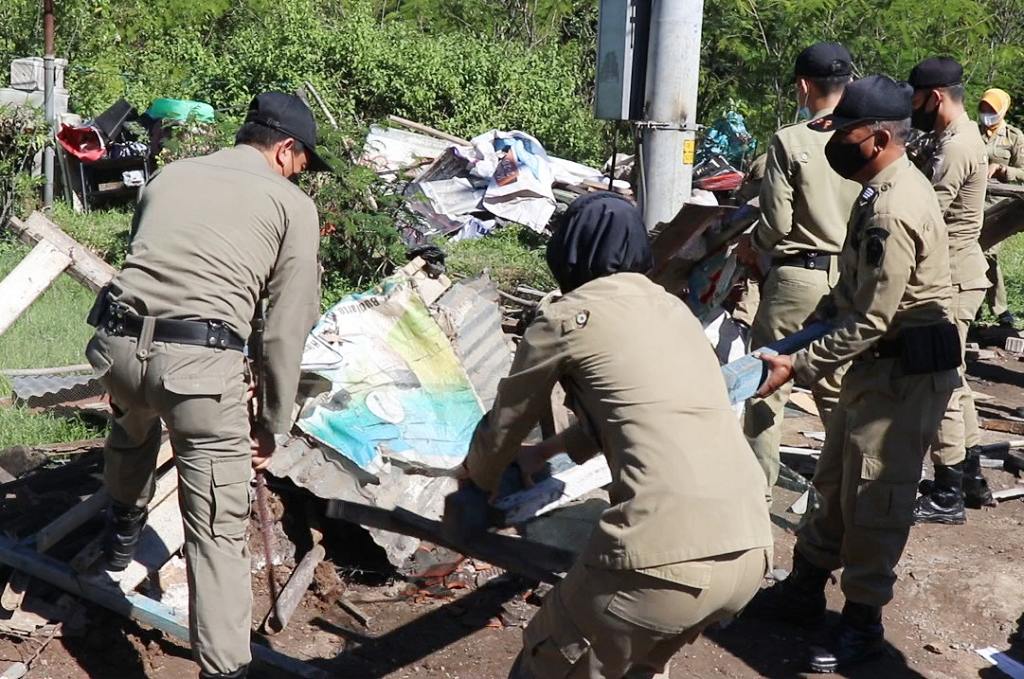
[683,139,696,165]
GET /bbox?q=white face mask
[980,111,1001,128]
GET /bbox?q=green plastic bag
[146,98,215,123]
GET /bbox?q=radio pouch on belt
[899,323,961,374]
[87,283,114,327]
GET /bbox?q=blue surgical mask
[980,112,1001,128]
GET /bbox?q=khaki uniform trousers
[929,285,986,466]
[86,327,253,676]
[796,359,957,606]
[984,244,1008,317]
[510,548,769,679]
[743,265,846,499]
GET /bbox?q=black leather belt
[775,252,834,271]
[101,308,245,352]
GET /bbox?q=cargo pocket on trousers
[210,461,252,539]
[854,479,918,528]
[522,608,591,676]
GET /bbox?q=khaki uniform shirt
[983,121,1024,183]
[792,157,953,382]
[112,144,321,433]
[466,273,772,584]
[923,112,989,288]
[752,109,861,257]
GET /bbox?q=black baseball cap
[794,42,852,79]
[808,74,913,132]
[908,57,963,91]
[245,91,334,173]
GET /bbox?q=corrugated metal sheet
[435,273,513,411]
[269,275,510,566]
[10,373,105,408]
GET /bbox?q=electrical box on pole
[594,0,651,121]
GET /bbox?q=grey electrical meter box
[594,0,651,121]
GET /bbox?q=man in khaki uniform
[907,57,994,524]
[85,92,325,679]
[462,192,772,679]
[735,42,860,500]
[748,75,961,673]
[979,87,1024,326]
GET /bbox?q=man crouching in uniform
[85,92,328,678]
[460,192,774,679]
[748,75,961,673]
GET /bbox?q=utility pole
[638,0,704,230]
[42,0,55,210]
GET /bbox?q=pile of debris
[362,116,631,244]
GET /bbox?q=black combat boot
[807,601,885,673]
[103,502,148,571]
[962,446,995,509]
[198,667,248,679]
[743,550,831,624]
[912,462,966,525]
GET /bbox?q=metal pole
[42,0,55,210]
[639,0,704,230]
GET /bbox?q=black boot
[913,463,966,525]
[963,446,995,509]
[103,502,148,571]
[199,667,248,679]
[743,550,831,624]
[807,601,885,673]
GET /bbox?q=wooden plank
[992,487,1024,502]
[37,442,173,554]
[387,115,470,147]
[0,240,72,336]
[8,212,117,293]
[329,500,573,583]
[722,322,832,405]
[981,418,1024,436]
[0,537,329,679]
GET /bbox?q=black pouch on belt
[899,323,961,374]
[86,283,114,327]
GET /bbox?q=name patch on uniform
[864,226,889,268]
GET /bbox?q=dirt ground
[3,347,1024,679]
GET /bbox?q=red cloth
[57,124,106,162]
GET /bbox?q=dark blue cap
[809,74,913,132]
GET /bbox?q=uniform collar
[939,110,972,141]
[810,107,834,122]
[863,155,913,192]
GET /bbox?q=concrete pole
[638,0,704,230]
[42,0,55,210]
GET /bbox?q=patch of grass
[49,201,133,268]
[0,234,106,445]
[446,226,556,293]
[986,232,1024,321]
[0,405,99,449]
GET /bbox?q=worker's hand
[250,421,277,470]
[734,233,758,267]
[755,353,794,398]
[989,163,1008,180]
[454,460,500,503]
[517,443,548,489]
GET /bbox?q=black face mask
[824,135,874,180]
[911,101,938,132]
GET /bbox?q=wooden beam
[722,322,832,405]
[37,442,174,554]
[0,239,72,336]
[7,212,117,293]
[0,536,329,679]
